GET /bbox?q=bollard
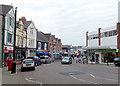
[11,61,16,73]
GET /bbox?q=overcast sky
[1,0,120,46]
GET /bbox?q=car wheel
[33,67,35,71]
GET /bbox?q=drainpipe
[98,28,101,46]
[117,23,120,57]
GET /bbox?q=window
[38,42,41,49]
[9,17,12,26]
[112,30,117,36]
[7,33,12,43]
[103,32,108,37]
[20,25,23,31]
[109,31,112,36]
[44,43,47,50]
[30,28,33,35]
[29,40,31,45]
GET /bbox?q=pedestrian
[106,58,109,66]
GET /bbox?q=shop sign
[4,46,13,52]
[88,49,119,52]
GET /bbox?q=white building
[0,5,15,61]
[19,17,37,57]
[118,1,120,22]
[86,26,118,64]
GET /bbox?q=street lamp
[13,7,17,61]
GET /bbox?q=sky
[1,0,120,46]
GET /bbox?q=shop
[15,47,26,60]
[36,50,49,57]
[3,46,14,60]
[87,49,118,64]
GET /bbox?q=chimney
[19,17,26,22]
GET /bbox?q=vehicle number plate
[26,64,31,66]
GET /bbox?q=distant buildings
[0,5,62,63]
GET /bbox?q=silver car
[21,59,35,71]
[61,57,72,64]
[40,56,51,64]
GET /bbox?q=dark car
[27,56,42,66]
[61,57,72,64]
[114,57,120,66]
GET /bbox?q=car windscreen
[40,57,45,59]
[27,57,34,59]
[114,58,120,61]
[23,60,33,64]
[63,58,69,60]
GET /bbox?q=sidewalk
[2,64,22,84]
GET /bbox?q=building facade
[19,17,37,57]
[0,5,15,61]
[15,20,27,60]
[86,26,118,64]
[36,31,48,56]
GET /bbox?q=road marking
[25,78,43,86]
[89,73,95,78]
[88,73,118,82]
[69,75,98,84]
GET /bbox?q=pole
[13,7,17,61]
[1,15,5,68]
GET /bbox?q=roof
[24,21,31,28]
[0,4,13,16]
[44,33,51,40]
[37,31,48,42]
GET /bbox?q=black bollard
[11,61,16,73]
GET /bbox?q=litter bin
[11,61,16,73]
[8,58,13,71]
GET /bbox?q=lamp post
[13,7,17,61]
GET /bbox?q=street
[2,59,119,85]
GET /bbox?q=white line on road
[70,75,98,84]
[89,73,118,82]
[25,78,43,86]
[89,73,95,78]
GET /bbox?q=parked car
[40,56,51,64]
[21,59,35,71]
[114,57,120,66]
[27,56,42,66]
[61,57,72,64]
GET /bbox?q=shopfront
[15,47,26,61]
[4,46,14,59]
[87,49,118,64]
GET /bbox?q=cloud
[1,0,119,46]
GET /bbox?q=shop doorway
[95,54,99,64]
